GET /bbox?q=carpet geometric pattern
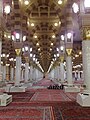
[53,102,90,120]
[30,90,71,102]
[0,106,52,120]
[8,92,35,102]
[1,86,90,120]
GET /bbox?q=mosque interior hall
[0,0,90,119]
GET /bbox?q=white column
[57,66,60,81]
[78,71,81,80]
[3,66,6,81]
[10,67,14,81]
[15,56,21,86]
[6,66,9,81]
[82,40,90,90]
[21,69,24,81]
[25,62,29,82]
[0,41,2,81]
[30,65,33,81]
[66,56,73,85]
[75,71,77,80]
[60,62,64,83]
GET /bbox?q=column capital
[66,48,72,56]
[15,48,21,56]
[60,56,64,62]
[81,27,90,40]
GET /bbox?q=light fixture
[73,57,75,59]
[61,35,64,40]
[6,54,9,57]
[84,0,90,8]
[30,48,32,52]
[38,48,40,51]
[75,54,79,57]
[4,34,6,37]
[14,59,16,61]
[79,51,82,55]
[9,58,14,61]
[58,0,62,5]
[33,54,35,58]
[51,43,53,46]
[1,61,3,64]
[31,23,34,27]
[67,33,72,39]
[23,36,26,41]
[52,35,55,38]
[56,48,59,51]
[25,46,28,51]
[72,3,79,13]
[57,53,59,57]
[6,64,10,66]
[59,21,61,25]
[24,0,29,5]
[12,35,15,41]
[33,57,35,61]
[30,53,32,57]
[27,21,29,25]
[22,48,24,52]
[54,54,56,58]
[50,48,52,51]
[54,23,58,26]
[16,33,20,39]
[34,35,37,38]
[4,5,10,14]
[8,35,11,39]
[2,53,5,57]
[36,43,39,46]
[60,46,64,51]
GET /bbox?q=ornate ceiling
[1,0,82,72]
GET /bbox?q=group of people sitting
[47,84,64,90]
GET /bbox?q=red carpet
[33,79,55,87]
[1,85,90,120]
[0,106,52,120]
[53,102,90,120]
[30,90,71,102]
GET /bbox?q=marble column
[10,67,14,81]
[0,41,2,81]
[78,71,81,80]
[66,56,73,85]
[60,62,64,83]
[30,65,33,82]
[21,69,24,81]
[3,65,6,81]
[82,40,90,90]
[25,62,29,82]
[15,56,21,86]
[6,66,10,81]
[75,71,77,80]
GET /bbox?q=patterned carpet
[33,79,55,87]
[30,90,72,102]
[0,106,52,120]
[7,92,35,102]
[1,87,90,120]
[52,102,90,120]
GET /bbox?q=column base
[0,74,2,81]
[77,92,90,107]
[0,93,12,106]
[10,86,27,92]
[64,85,80,92]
